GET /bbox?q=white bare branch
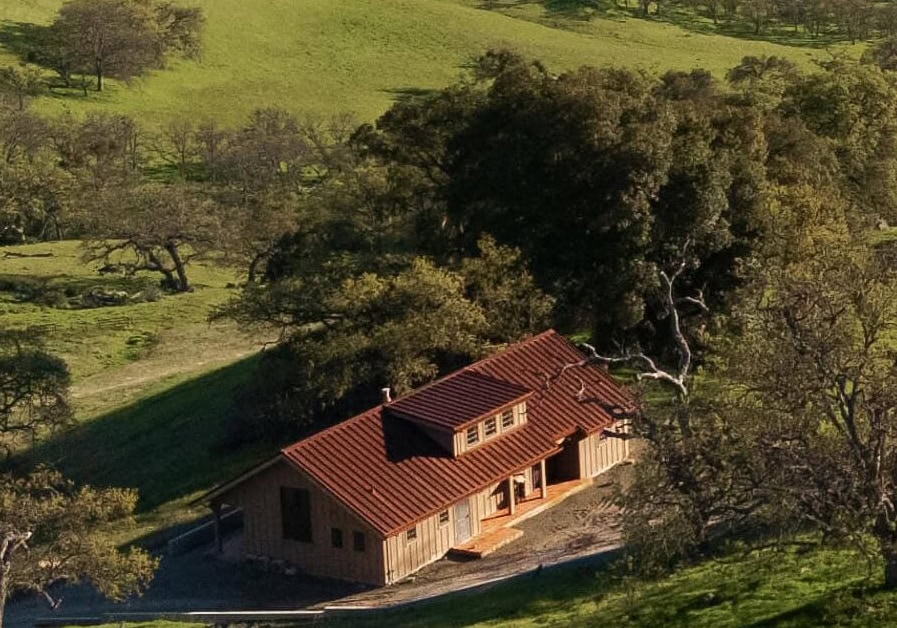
[549,238,704,401]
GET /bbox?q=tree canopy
[0,467,157,627]
[44,0,204,91]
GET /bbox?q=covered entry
[545,436,580,484]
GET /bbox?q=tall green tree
[724,241,897,587]
[46,0,203,91]
[367,53,766,345]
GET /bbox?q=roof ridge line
[384,329,558,406]
[281,329,560,454]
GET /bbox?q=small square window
[438,510,450,525]
[485,417,497,438]
[331,527,343,548]
[466,425,479,446]
[406,526,418,542]
[501,409,514,429]
[353,531,366,552]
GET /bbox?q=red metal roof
[385,370,532,430]
[275,330,636,537]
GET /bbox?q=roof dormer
[385,370,532,457]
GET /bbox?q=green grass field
[340,544,896,627]
[0,0,840,127]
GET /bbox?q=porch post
[508,477,516,515]
[540,459,547,499]
[212,502,223,554]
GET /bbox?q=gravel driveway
[6,461,633,627]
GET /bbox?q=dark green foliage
[227,239,553,443]
[365,53,766,346]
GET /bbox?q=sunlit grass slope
[0,0,829,126]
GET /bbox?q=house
[203,330,635,586]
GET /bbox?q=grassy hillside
[343,544,896,627]
[1,241,270,537]
[0,0,836,126]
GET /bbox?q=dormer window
[384,370,533,457]
[501,408,514,430]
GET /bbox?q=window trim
[331,527,344,549]
[280,487,312,543]
[501,408,514,429]
[406,526,418,543]
[438,510,450,526]
[484,416,497,439]
[466,425,479,446]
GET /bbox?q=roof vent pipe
[382,387,392,404]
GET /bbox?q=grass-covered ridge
[0,0,833,126]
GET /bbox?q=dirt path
[70,322,266,414]
[325,460,633,608]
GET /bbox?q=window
[406,526,418,542]
[353,531,366,552]
[438,510,450,526]
[331,527,344,548]
[466,425,479,446]
[484,417,497,438]
[501,408,514,429]
[280,487,312,542]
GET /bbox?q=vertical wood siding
[578,421,631,478]
[218,461,385,585]
[384,501,457,583]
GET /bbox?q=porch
[450,477,591,558]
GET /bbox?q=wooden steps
[449,478,593,560]
[450,527,524,559]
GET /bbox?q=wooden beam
[508,477,516,515]
[540,459,547,499]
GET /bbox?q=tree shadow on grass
[476,0,843,49]
[0,21,48,64]
[382,86,439,104]
[23,354,270,513]
[478,0,621,22]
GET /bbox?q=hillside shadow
[0,21,48,64]
[23,354,269,512]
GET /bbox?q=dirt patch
[328,458,637,608]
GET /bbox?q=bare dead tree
[550,239,707,404]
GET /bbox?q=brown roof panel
[277,330,637,536]
[385,370,532,430]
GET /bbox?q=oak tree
[0,467,157,628]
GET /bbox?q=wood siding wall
[578,421,631,479]
[385,463,536,583]
[217,461,386,585]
